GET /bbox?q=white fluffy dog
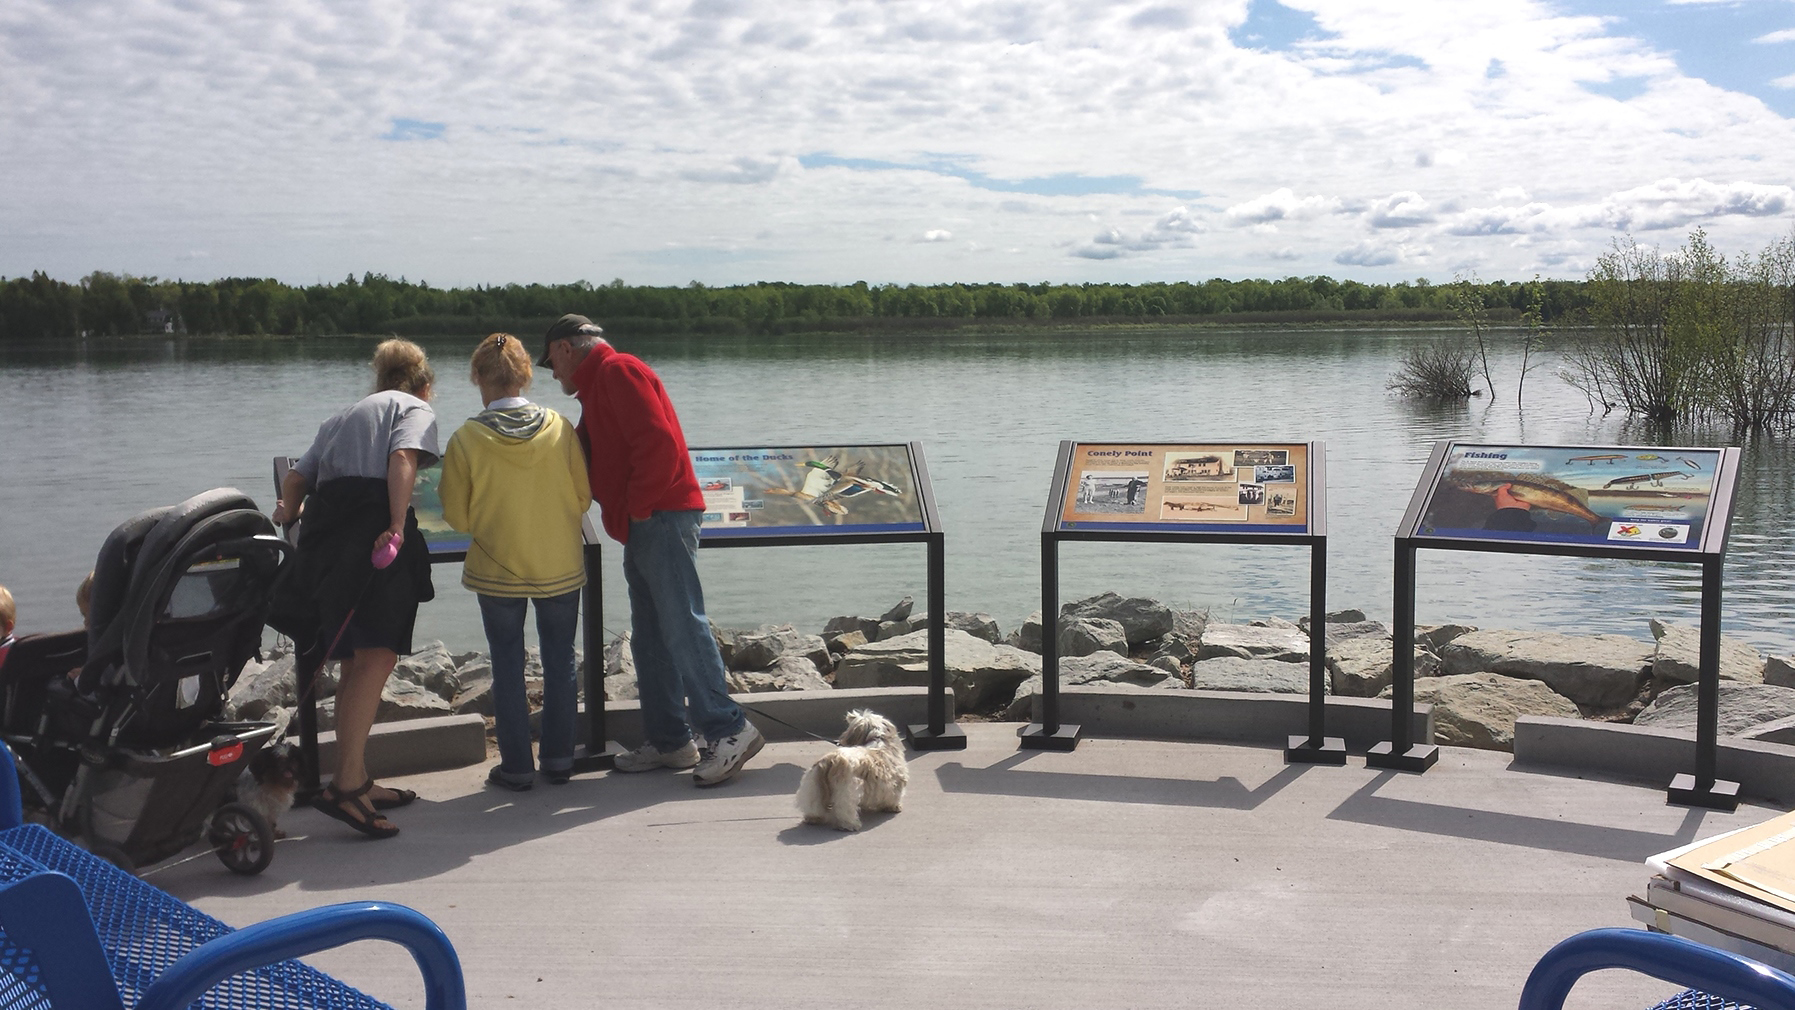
[795,709,909,831]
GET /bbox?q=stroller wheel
[208,802,275,875]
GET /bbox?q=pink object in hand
[371,538,400,570]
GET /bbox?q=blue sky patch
[1551,0,1794,117]
[382,118,446,142]
[798,153,1201,199]
[1229,0,1332,51]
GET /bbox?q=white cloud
[1368,191,1434,228]
[0,0,1791,285]
[921,229,953,242]
[1223,188,1340,226]
[1775,73,1795,89]
[1756,29,1795,44]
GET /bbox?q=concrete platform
[151,724,1785,1010]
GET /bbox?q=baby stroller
[2,488,291,875]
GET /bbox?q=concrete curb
[1514,716,1795,806]
[315,713,488,779]
[581,687,954,747]
[1052,686,1432,752]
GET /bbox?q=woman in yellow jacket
[440,333,591,790]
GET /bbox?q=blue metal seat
[0,744,465,1009]
[1522,927,1795,1010]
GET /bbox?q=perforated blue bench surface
[0,824,389,1010]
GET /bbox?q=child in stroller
[2,488,292,875]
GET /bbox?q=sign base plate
[1285,735,1347,766]
[1018,723,1081,752]
[1667,773,1741,812]
[570,741,624,775]
[1365,742,1439,772]
[907,722,969,751]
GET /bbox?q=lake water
[3,329,1793,656]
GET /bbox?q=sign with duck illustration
[688,444,930,537]
[1056,442,1316,534]
[1410,442,1730,550]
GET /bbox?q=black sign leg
[570,541,620,774]
[296,657,321,798]
[1668,554,1739,809]
[1021,532,1079,751]
[909,531,966,750]
[1287,535,1345,765]
[1367,537,1437,772]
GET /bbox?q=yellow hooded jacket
[439,403,591,598]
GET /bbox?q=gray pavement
[151,724,1785,1010]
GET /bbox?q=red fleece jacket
[571,343,705,543]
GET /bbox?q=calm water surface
[3,329,1792,655]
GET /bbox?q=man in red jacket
[541,314,762,786]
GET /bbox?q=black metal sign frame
[1377,440,1744,811]
[1027,440,1341,765]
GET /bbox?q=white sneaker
[693,721,764,787]
[613,739,700,773]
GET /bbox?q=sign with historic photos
[689,444,929,537]
[1408,442,1728,551]
[1056,442,1314,534]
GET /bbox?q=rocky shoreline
[227,593,1795,754]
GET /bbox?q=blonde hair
[469,333,533,393]
[76,571,94,625]
[0,585,14,635]
[371,338,434,396]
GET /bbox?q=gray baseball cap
[539,313,604,365]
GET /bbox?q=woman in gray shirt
[273,339,440,839]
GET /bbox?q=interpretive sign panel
[1406,442,1727,551]
[1055,442,1314,534]
[274,456,468,557]
[689,443,930,538]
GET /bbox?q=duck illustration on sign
[763,454,905,516]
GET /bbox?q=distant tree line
[0,271,1596,342]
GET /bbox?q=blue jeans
[623,510,744,749]
[477,589,581,781]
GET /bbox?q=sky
[1,0,1793,287]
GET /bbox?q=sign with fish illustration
[688,443,930,538]
[1408,442,1731,551]
[1055,442,1316,534]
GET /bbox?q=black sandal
[369,784,417,810]
[311,780,400,839]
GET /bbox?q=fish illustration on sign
[1566,454,1627,465]
[1603,470,1691,490]
[1446,471,1604,527]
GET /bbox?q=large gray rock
[1003,653,1179,719]
[1150,636,1194,665]
[1327,639,1439,698]
[1634,682,1795,737]
[726,655,832,693]
[227,655,295,721]
[731,624,830,673]
[1314,621,1392,651]
[1382,672,1579,751]
[1005,611,1044,654]
[1197,624,1311,663]
[1252,616,1301,631]
[1437,629,1651,710]
[1060,593,1174,645]
[877,618,914,641]
[836,629,1039,712]
[1739,714,1795,746]
[1649,619,1765,684]
[880,596,915,623]
[1188,656,1315,695]
[1767,656,1795,689]
[451,660,495,716]
[1169,608,1208,644]
[600,634,638,701]
[710,624,740,667]
[376,676,453,723]
[943,612,1002,644]
[392,641,460,701]
[1058,617,1127,658]
[822,614,882,645]
[1416,624,1476,651]
[828,630,869,654]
